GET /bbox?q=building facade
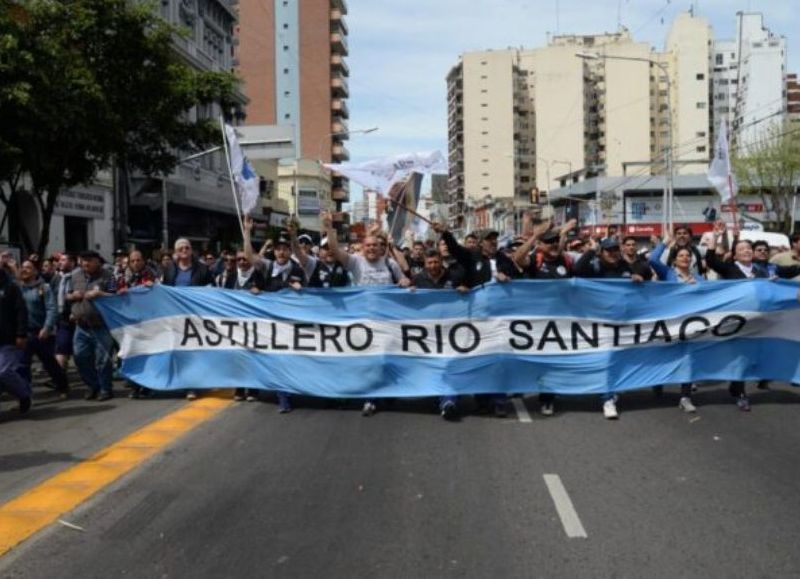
[236,0,351,231]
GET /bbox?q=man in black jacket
[432,221,511,417]
[0,265,31,414]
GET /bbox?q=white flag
[323,151,448,195]
[708,120,737,203]
[224,124,261,215]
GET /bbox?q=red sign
[722,203,763,213]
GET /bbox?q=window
[481,89,488,93]
[696,146,707,153]
[283,68,289,74]
[284,113,290,119]
[696,102,706,109]
[480,103,488,107]
[715,54,723,65]
[481,131,489,135]
[283,45,289,51]
[718,79,729,85]
[480,75,487,79]
[284,90,290,96]
[481,60,487,65]
[696,131,706,138]
[482,172,489,177]
[521,176,530,183]
[696,73,705,80]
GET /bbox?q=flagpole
[219,116,246,240]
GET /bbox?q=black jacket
[162,259,214,287]
[441,230,504,287]
[573,250,637,279]
[0,269,28,346]
[707,251,800,280]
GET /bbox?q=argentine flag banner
[95,280,800,396]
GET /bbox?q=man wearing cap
[67,251,117,401]
[293,233,316,282]
[432,221,511,417]
[243,217,304,412]
[295,233,349,289]
[573,237,645,419]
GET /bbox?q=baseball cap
[540,229,560,243]
[481,230,500,241]
[298,234,313,245]
[600,238,620,250]
[274,231,291,246]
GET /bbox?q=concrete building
[787,73,800,125]
[728,13,787,151]
[664,12,713,174]
[236,0,351,230]
[126,0,249,255]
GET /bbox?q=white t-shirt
[344,254,403,286]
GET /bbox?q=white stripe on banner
[111,309,800,360]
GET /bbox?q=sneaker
[278,403,292,414]
[441,400,458,421]
[540,402,554,416]
[186,391,197,401]
[736,396,751,412]
[246,394,258,402]
[97,391,113,402]
[678,397,697,413]
[84,390,98,401]
[361,401,376,417]
[603,398,619,419]
[18,397,32,414]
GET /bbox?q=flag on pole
[708,120,737,204]
[224,124,261,215]
[323,151,448,195]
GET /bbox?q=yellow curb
[0,395,231,557]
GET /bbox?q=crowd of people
[1,212,799,421]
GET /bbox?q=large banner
[95,280,800,397]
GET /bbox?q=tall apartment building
[713,12,787,151]
[787,73,800,125]
[445,11,792,218]
[236,0,350,230]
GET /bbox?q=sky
[342,0,798,200]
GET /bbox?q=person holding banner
[573,237,645,419]
[243,217,305,412]
[705,224,800,411]
[321,211,409,416]
[161,239,214,400]
[512,220,577,416]
[648,233,707,413]
[432,221,511,417]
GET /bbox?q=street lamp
[575,51,674,234]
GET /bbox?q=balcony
[331,53,349,76]
[331,32,348,55]
[332,142,350,161]
[331,73,349,97]
[330,9,348,35]
[332,118,349,136]
[332,98,349,119]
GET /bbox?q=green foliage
[733,122,800,233]
[0,0,241,253]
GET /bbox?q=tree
[0,0,240,255]
[733,122,800,233]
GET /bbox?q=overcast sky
[343,0,797,179]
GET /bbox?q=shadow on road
[0,450,81,473]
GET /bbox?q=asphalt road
[3,382,800,578]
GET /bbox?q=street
[2,380,800,578]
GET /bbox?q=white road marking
[543,474,588,539]
[512,397,532,423]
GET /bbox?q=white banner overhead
[323,151,448,194]
[708,120,738,204]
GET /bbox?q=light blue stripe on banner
[121,337,800,396]
[97,279,800,330]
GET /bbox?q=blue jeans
[73,325,114,394]
[0,345,31,401]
